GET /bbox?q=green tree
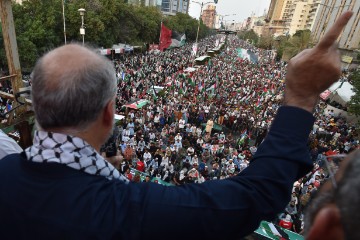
[285,29,313,58]
[348,70,360,117]
[257,34,273,50]
[238,29,258,45]
[164,13,209,41]
[0,0,208,69]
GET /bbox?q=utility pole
[0,0,32,148]
[0,0,23,96]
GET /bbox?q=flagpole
[62,0,67,44]
[159,21,163,51]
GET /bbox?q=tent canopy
[195,56,210,62]
[327,81,355,106]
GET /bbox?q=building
[284,0,322,36]
[265,0,288,36]
[264,0,323,36]
[128,0,189,15]
[201,5,216,28]
[312,0,360,50]
[159,0,189,15]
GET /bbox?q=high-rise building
[312,0,360,50]
[265,0,323,36]
[160,0,189,15]
[201,5,216,28]
[128,0,189,15]
[265,0,288,36]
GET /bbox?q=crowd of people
[93,34,359,234]
[0,30,358,236]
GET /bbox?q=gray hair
[31,44,117,131]
[304,150,360,240]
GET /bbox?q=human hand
[284,11,353,113]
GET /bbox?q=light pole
[217,14,236,30]
[62,0,66,44]
[78,8,86,46]
[192,1,213,56]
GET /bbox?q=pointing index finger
[316,11,353,50]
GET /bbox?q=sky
[188,0,271,23]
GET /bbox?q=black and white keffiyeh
[25,131,129,183]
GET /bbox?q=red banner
[159,23,172,51]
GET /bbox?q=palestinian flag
[159,23,186,51]
[237,48,259,63]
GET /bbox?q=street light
[192,1,213,56]
[78,8,86,46]
[217,14,236,30]
[62,0,66,44]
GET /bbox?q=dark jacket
[0,107,314,240]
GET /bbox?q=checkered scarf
[25,131,129,183]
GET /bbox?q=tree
[238,29,258,45]
[348,70,360,117]
[0,0,209,70]
[164,13,208,41]
[285,30,313,59]
[257,34,273,50]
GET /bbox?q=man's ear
[306,205,344,240]
[103,100,115,127]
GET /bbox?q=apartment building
[160,0,189,15]
[312,0,360,50]
[201,5,216,28]
[128,0,189,15]
[265,0,322,36]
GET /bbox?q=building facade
[264,0,323,36]
[128,0,189,15]
[266,0,288,36]
[160,0,189,15]
[311,0,360,50]
[201,5,216,28]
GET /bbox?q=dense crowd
[0,33,358,235]
[95,35,359,234]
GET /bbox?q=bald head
[31,44,117,131]
[40,44,102,91]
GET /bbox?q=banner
[159,23,186,51]
[237,48,258,63]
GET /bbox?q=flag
[159,23,186,51]
[159,23,172,51]
[170,31,186,48]
[237,48,259,63]
[188,77,195,87]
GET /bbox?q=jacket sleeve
[116,106,315,240]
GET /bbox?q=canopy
[195,56,210,62]
[99,48,111,55]
[125,99,150,109]
[326,81,355,107]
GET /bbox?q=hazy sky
[188,0,271,23]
